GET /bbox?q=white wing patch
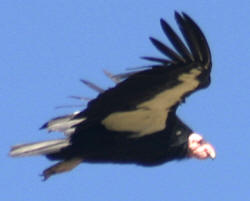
[102,108,167,137]
[101,68,201,137]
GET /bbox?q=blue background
[2,1,250,200]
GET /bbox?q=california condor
[10,12,216,180]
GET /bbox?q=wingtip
[159,18,168,31]
[174,11,189,18]
[159,18,165,25]
[174,11,181,19]
[149,36,155,42]
[149,37,159,47]
[80,79,88,84]
[175,11,194,24]
[181,12,191,21]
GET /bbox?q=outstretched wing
[73,12,212,137]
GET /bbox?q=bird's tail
[9,139,83,180]
[9,139,70,157]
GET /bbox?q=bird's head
[188,133,216,159]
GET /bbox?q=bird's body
[10,12,216,180]
[47,114,190,166]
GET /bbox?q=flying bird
[10,12,216,180]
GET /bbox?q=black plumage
[10,12,213,180]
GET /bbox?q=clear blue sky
[2,1,250,200]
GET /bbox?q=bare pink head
[188,133,216,159]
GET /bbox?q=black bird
[10,12,216,180]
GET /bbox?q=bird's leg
[42,157,83,181]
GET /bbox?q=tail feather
[10,139,70,157]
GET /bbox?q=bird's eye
[176,130,182,136]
